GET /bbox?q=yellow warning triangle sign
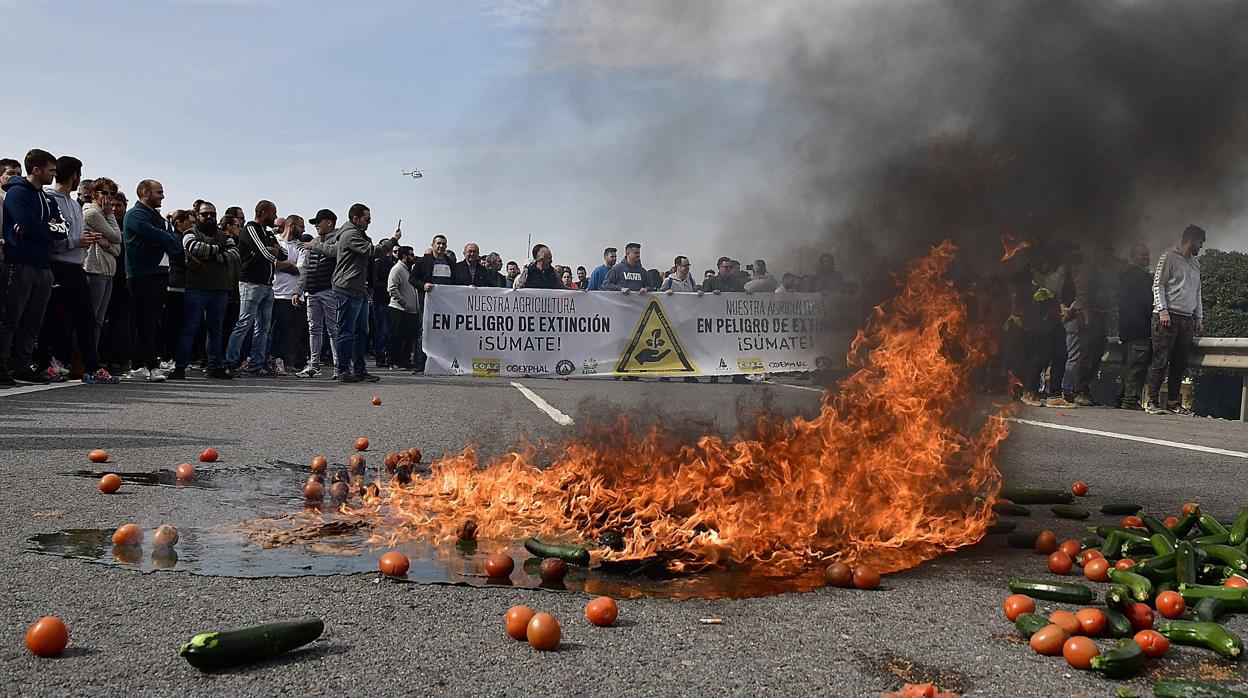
[615,299,697,374]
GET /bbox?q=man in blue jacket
[123,179,182,382]
[586,246,616,291]
[0,149,66,385]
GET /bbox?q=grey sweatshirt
[602,259,648,291]
[388,262,420,313]
[81,203,121,277]
[45,187,85,265]
[1152,248,1202,322]
[310,221,373,300]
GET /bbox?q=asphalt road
[2,373,1247,697]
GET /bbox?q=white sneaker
[124,367,150,381]
[50,357,70,376]
[273,358,287,376]
[159,359,175,371]
[1144,403,1168,415]
[296,365,320,378]
[148,369,168,383]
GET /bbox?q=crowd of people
[1006,224,1207,415]
[0,149,848,386]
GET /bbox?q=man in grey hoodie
[602,242,650,294]
[1146,224,1205,415]
[300,203,397,383]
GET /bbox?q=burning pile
[346,242,1009,575]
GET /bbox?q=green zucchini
[1099,531,1126,559]
[178,618,324,671]
[1173,511,1203,538]
[1151,533,1178,556]
[1007,532,1038,549]
[992,500,1031,516]
[1007,578,1096,604]
[1176,541,1198,586]
[1144,514,1178,543]
[1229,507,1248,546]
[1101,503,1143,516]
[1124,539,1158,557]
[1193,533,1232,547]
[1153,678,1248,698]
[1178,585,1248,612]
[523,538,591,566]
[1195,596,1229,622]
[1105,584,1133,611]
[1157,620,1244,660]
[1051,504,1090,520]
[1138,552,1177,571]
[1201,565,1236,584]
[1204,544,1248,572]
[1107,568,1154,602]
[1198,514,1229,536]
[987,520,1017,534]
[1090,637,1146,678]
[1089,525,1151,543]
[999,486,1074,505]
[1014,612,1051,638]
[1103,608,1133,638]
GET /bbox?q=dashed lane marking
[1008,417,1248,460]
[0,381,84,398]
[510,381,575,426]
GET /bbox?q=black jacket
[412,251,461,288]
[295,230,338,295]
[238,221,287,285]
[701,273,745,293]
[1117,264,1154,342]
[453,259,496,287]
[521,262,563,289]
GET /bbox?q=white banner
[421,287,859,378]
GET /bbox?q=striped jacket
[237,221,287,285]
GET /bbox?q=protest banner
[421,287,860,379]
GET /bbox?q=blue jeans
[1061,318,1081,396]
[226,282,274,368]
[334,291,368,376]
[178,289,226,369]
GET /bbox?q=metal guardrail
[1104,337,1248,421]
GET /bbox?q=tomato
[1083,558,1110,583]
[1035,531,1058,555]
[1059,540,1082,558]
[1125,602,1154,631]
[152,524,179,550]
[303,480,324,501]
[1115,558,1136,570]
[111,523,143,546]
[310,456,328,473]
[1225,575,1248,588]
[852,567,881,590]
[371,396,382,406]
[1030,624,1067,655]
[348,454,366,475]
[526,612,561,651]
[1049,610,1081,635]
[585,596,619,626]
[540,558,568,583]
[99,473,122,494]
[1180,502,1200,516]
[1120,516,1144,529]
[1133,629,1170,658]
[25,616,68,657]
[484,553,514,578]
[384,453,399,472]
[1003,594,1035,621]
[1062,636,1099,669]
[378,551,409,577]
[1080,550,1104,564]
[199,447,218,462]
[1155,590,1186,619]
[505,605,535,640]
[824,562,853,588]
[409,448,422,463]
[1071,481,1088,497]
[88,449,109,463]
[1163,516,1179,528]
[330,481,350,500]
[175,463,195,480]
[354,437,369,451]
[1047,551,1074,575]
[1075,608,1107,636]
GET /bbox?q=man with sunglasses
[171,202,238,380]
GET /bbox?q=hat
[309,208,337,224]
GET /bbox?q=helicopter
[401,168,424,179]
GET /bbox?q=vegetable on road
[179,618,324,671]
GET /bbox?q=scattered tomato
[354,437,369,451]
[1075,608,1107,636]
[1225,575,1248,588]
[1120,515,1145,529]
[1084,558,1110,582]
[1059,540,1082,558]
[330,481,350,500]
[1062,636,1099,669]
[852,566,881,590]
[384,453,399,472]
[1048,551,1074,575]
[348,454,366,475]
[526,612,561,651]
[310,456,328,473]
[585,596,619,626]
[1133,629,1170,658]
[25,616,68,657]
[505,605,535,640]
[1180,502,1200,516]
[371,396,381,406]
[409,448,422,463]
[199,447,218,462]
[111,523,143,546]
[303,480,324,501]
[378,551,409,577]
[1163,516,1179,528]
[88,449,109,463]
[1155,590,1186,619]
[1115,558,1137,570]
[1071,481,1088,497]
[484,553,514,578]
[1003,594,1035,622]
[1080,550,1104,564]
[540,558,568,584]
[1125,602,1154,631]
[175,463,195,480]
[1030,624,1067,655]
[1035,531,1058,555]
[1049,610,1081,635]
[152,524,179,550]
[99,473,122,494]
[824,562,853,588]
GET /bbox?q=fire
[1000,232,1032,262]
[343,242,1008,576]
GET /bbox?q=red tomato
[1115,558,1136,570]
[526,612,561,651]
[1030,624,1067,655]
[378,551,409,576]
[1226,576,1248,588]
[175,463,196,480]
[310,456,328,473]
[1133,629,1170,658]
[505,606,535,640]
[1180,502,1200,516]
[1048,551,1074,575]
[1075,608,1107,636]
[484,553,514,578]
[1003,594,1035,621]
[540,558,568,584]
[111,523,143,546]
[1120,515,1144,529]
[303,480,324,501]
[99,473,122,493]
[25,616,68,657]
[1155,590,1186,619]
[1125,603,1154,631]
[199,447,218,462]
[354,437,369,451]
[585,596,619,626]
[1049,610,1081,635]
[383,453,399,472]
[1059,540,1082,558]
[152,524,179,550]
[1083,558,1110,583]
[852,567,881,589]
[1036,531,1058,555]
[1163,516,1179,528]
[1071,481,1088,497]
[88,449,109,463]
[1062,636,1099,669]
[371,396,382,406]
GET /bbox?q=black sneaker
[251,367,275,377]
[168,367,187,380]
[339,373,361,383]
[357,372,381,383]
[14,369,50,384]
[0,370,15,387]
[205,367,233,380]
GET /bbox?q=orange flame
[343,242,1008,576]
[1000,232,1032,262]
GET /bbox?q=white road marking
[1007,417,1248,460]
[0,381,84,398]
[762,380,824,393]
[511,381,575,426]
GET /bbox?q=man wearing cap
[293,208,340,378]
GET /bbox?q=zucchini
[1201,565,1236,584]
[1090,637,1146,678]
[1172,511,1202,538]
[1198,514,1230,536]
[1153,678,1248,698]
[1193,533,1232,547]
[1157,620,1244,660]
[1007,532,1038,549]
[1178,585,1248,612]
[1138,552,1177,572]
[1107,567,1154,602]
[1105,584,1133,611]
[1176,541,1198,587]
[1007,578,1096,604]
[523,538,591,566]
[1151,533,1178,556]
[1014,612,1051,638]
[1103,608,1133,638]
[178,618,324,671]
[1101,503,1143,516]
[1204,544,1248,572]
[1099,532,1126,559]
[1051,504,1090,520]
[1089,525,1150,543]
[1229,507,1248,546]
[987,520,1017,534]
[992,500,1031,516]
[1124,539,1158,557]
[999,486,1074,505]
[1144,514,1178,543]
[1195,596,1229,622]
